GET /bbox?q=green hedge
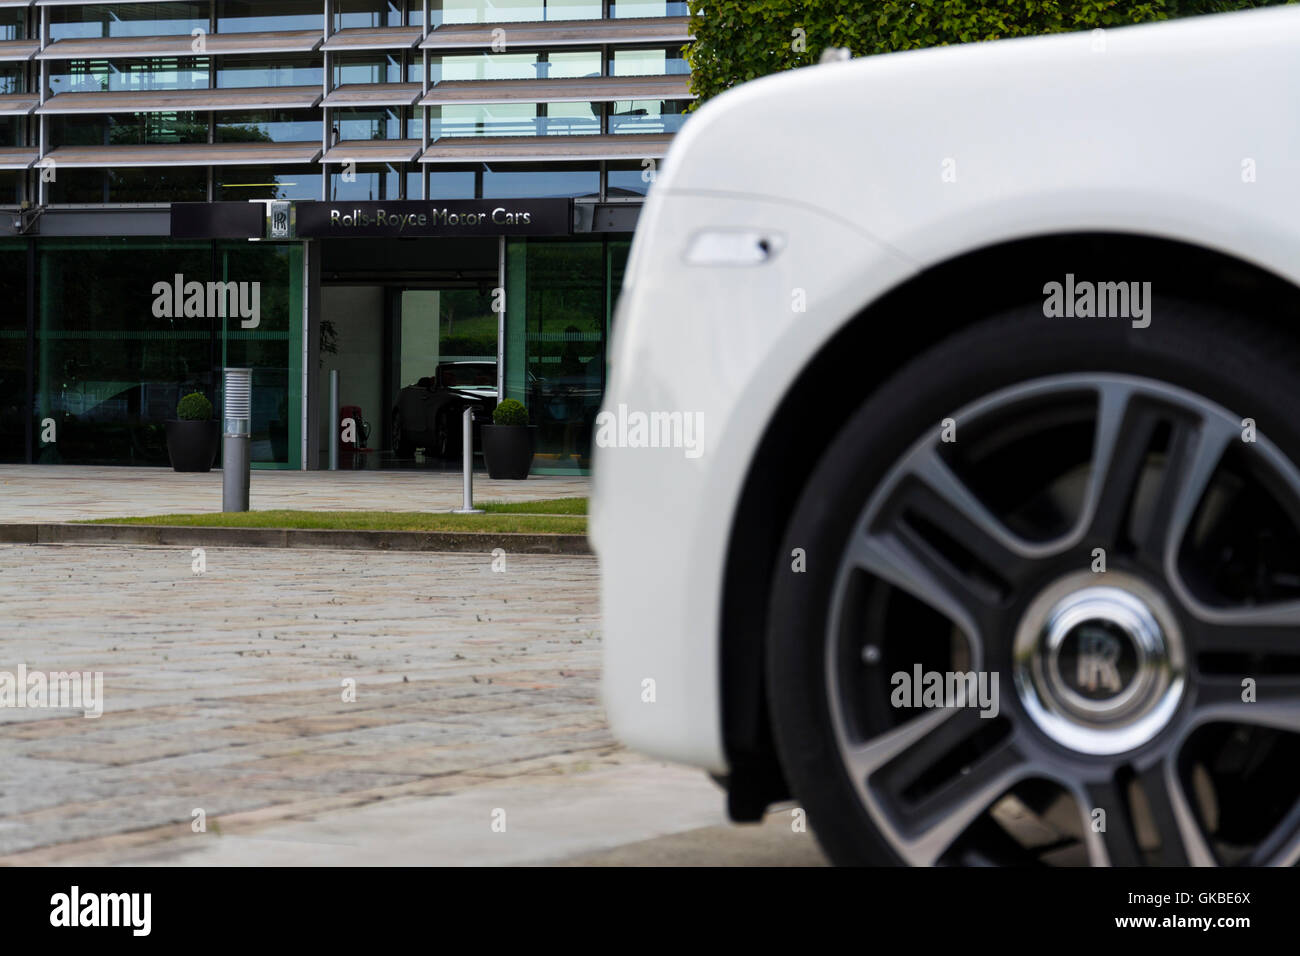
[686,0,1291,103]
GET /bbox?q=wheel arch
[718,231,1300,820]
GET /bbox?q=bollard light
[328,368,340,471]
[452,405,483,514]
[223,367,252,513]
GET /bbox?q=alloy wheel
[826,373,1300,866]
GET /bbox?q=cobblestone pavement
[0,465,590,524]
[0,543,657,864]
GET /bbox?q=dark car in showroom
[391,361,497,459]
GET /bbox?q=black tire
[766,300,1300,866]
[391,409,415,459]
[435,411,462,460]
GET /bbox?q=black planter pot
[482,424,536,479]
[165,419,220,473]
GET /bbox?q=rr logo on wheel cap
[1013,572,1187,755]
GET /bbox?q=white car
[592,6,1300,866]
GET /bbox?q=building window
[334,106,401,141]
[328,163,402,200]
[216,110,322,144]
[48,167,208,204]
[333,53,403,87]
[51,112,208,147]
[49,4,208,41]
[482,162,598,199]
[217,1,324,34]
[429,103,540,139]
[437,1,601,26]
[33,237,214,466]
[0,65,24,95]
[427,49,601,83]
[0,9,27,43]
[426,165,477,199]
[607,160,655,198]
[50,58,209,94]
[218,55,323,89]
[29,237,303,468]
[0,238,24,463]
[335,1,404,31]
[216,165,322,201]
[609,99,688,134]
[611,0,689,17]
[612,46,688,76]
[503,236,631,475]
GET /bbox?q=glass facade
[1,1,680,471]
[48,167,209,204]
[0,240,25,463]
[6,238,304,468]
[49,4,208,41]
[504,236,629,474]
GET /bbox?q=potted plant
[165,392,219,473]
[482,399,536,480]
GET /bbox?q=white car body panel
[592,7,1300,773]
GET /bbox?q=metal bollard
[452,405,483,514]
[222,367,252,513]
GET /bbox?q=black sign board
[295,199,573,238]
[171,202,264,239]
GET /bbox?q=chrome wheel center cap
[1014,571,1186,755]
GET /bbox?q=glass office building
[0,0,690,472]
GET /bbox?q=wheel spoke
[905,445,1046,567]
[1082,777,1144,866]
[1145,759,1217,866]
[1082,383,1157,547]
[1149,415,1236,566]
[1185,600,1300,734]
[1192,675,1300,733]
[846,532,983,658]
[850,446,1039,627]
[1187,601,1300,656]
[1084,763,1216,866]
[845,708,1025,866]
[1082,384,1234,563]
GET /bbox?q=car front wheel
[766,301,1300,866]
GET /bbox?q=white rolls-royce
[592,6,1300,866]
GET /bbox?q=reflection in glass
[334,106,401,141]
[51,112,208,147]
[0,239,25,462]
[482,162,598,199]
[609,99,688,134]
[216,165,322,201]
[49,4,207,41]
[49,58,209,94]
[48,167,208,203]
[329,163,401,200]
[216,110,322,144]
[439,1,601,26]
[217,1,324,34]
[218,55,323,89]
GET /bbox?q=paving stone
[0,543,603,858]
